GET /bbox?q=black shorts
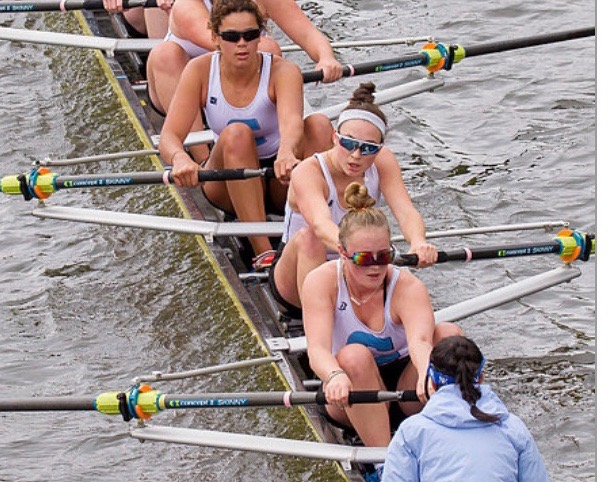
[268,242,303,320]
[201,154,281,217]
[318,356,411,433]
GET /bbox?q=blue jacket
[383,384,550,482]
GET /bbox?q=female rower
[268,82,437,317]
[301,183,462,482]
[147,0,343,163]
[383,335,550,482]
[158,0,332,261]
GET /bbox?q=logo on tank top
[346,331,399,365]
[328,199,334,207]
[338,302,347,311]
[210,96,217,105]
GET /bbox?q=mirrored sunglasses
[218,28,262,43]
[344,246,396,266]
[337,133,383,156]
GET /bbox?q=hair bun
[344,182,377,211]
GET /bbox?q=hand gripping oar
[0,166,275,201]
[0,0,157,13]
[0,386,418,421]
[395,229,595,266]
[302,27,595,83]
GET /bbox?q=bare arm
[290,160,340,252]
[302,261,351,405]
[392,270,436,402]
[375,149,438,267]
[271,58,305,183]
[170,0,216,50]
[158,56,209,187]
[262,0,342,82]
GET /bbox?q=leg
[203,124,277,255]
[396,322,464,416]
[147,42,209,162]
[271,227,327,308]
[326,344,392,447]
[143,8,169,39]
[302,113,334,157]
[123,7,147,36]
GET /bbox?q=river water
[0,1,596,481]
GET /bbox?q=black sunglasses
[218,28,262,43]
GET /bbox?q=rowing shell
[5,8,593,480]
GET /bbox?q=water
[0,2,596,481]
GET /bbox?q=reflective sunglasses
[337,133,383,156]
[343,246,396,266]
[218,28,262,43]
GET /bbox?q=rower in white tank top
[204,51,280,161]
[281,152,382,244]
[163,0,213,59]
[332,260,409,366]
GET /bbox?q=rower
[383,335,551,482]
[158,0,333,266]
[268,82,437,320]
[146,0,343,162]
[301,182,462,482]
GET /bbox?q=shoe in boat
[252,250,277,271]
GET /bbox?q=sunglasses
[343,246,396,266]
[337,134,383,156]
[218,28,262,43]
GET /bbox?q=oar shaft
[464,27,596,58]
[301,27,595,83]
[0,0,154,12]
[163,390,418,408]
[396,232,595,266]
[0,397,95,411]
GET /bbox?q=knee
[148,43,188,75]
[304,114,334,151]
[293,227,325,258]
[259,37,282,56]
[336,344,376,378]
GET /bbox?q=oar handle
[315,390,418,405]
[0,0,156,12]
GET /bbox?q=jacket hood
[422,384,510,429]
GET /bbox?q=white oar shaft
[133,355,281,383]
[131,425,387,463]
[38,149,159,167]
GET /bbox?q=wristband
[326,369,346,384]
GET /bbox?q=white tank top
[332,260,409,366]
[281,152,381,244]
[205,51,280,159]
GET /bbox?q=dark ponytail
[429,335,500,423]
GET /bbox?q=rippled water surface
[0,2,596,481]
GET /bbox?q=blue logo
[210,96,217,105]
[338,302,347,311]
[346,331,399,365]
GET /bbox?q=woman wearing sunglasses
[147,0,343,163]
[301,182,461,482]
[159,0,331,261]
[383,336,550,482]
[268,82,438,319]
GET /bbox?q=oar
[0,0,155,12]
[302,27,595,83]
[395,230,595,266]
[0,387,418,421]
[0,167,275,201]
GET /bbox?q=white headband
[336,109,387,138]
